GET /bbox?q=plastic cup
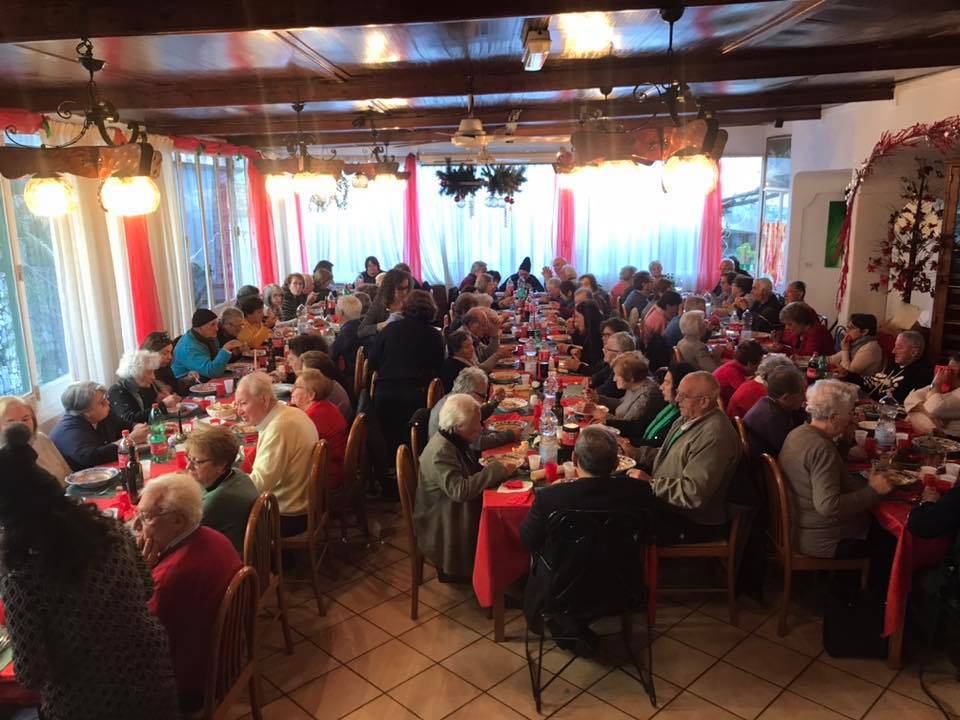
[175,447,187,470]
[864,437,877,456]
[216,383,225,398]
[562,461,576,480]
[896,432,910,450]
[544,461,558,483]
[223,378,234,395]
[141,459,152,480]
[945,462,960,478]
[528,453,542,471]
[205,395,216,407]
[854,430,868,447]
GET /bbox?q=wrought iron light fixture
[263,101,345,201]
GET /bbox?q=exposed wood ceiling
[0,1,957,155]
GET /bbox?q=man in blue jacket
[172,309,243,381]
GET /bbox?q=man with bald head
[712,258,736,298]
[627,371,741,543]
[747,277,783,333]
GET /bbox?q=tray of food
[913,436,960,456]
[66,467,120,490]
[497,397,529,412]
[189,382,218,395]
[206,402,237,420]
[487,420,526,435]
[490,370,521,384]
[233,423,259,436]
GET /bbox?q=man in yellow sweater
[235,371,319,537]
[236,296,273,349]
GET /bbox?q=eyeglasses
[186,456,215,467]
[135,509,176,524]
[675,392,710,402]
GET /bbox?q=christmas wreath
[436,159,482,202]
[482,164,527,204]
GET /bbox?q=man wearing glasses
[428,367,522,450]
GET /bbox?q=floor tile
[444,693,527,719]
[818,654,898,689]
[287,600,355,637]
[651,602,696,631]
[399,614,482,661]
[417,577,472,612]
[724,635,812,687]
[261,638,340,692]
[362,592,439,635]
[689,661,781,719]
[312,615,393,663]
[587,670,676,719]
[445,597,518,634]
[789,661,884,719]
[865,689,950,720]
[354,543,409,571]
[667,612,748,658]
[493,615,556,658]
[288,666,382,720]
[348,638,435,691]
[889,663,960,712]
[441,637,527,689]
[488,665,581,719]
[329,575,404,613]
[249,696,315,720]
[757,691,846,720]
[756,613,824,658]
[652,691,741,720]
[540,648,613,689]
[257,617,304,655]
[648,635,716,688]
[341,694,420,720]
[223,678,283,720]
[388,665,481,720]
[372,558,417,591]
[550,692,634,719]
[699,596,775,633]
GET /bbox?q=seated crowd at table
[1,252,957,718]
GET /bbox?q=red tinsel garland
[835,115,960,311]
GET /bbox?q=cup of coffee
[854,429,868,447]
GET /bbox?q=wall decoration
[482,164,527,204]
[436,159,482,204]
[824,200,846,268]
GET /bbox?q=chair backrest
[426,377,445,409]
[341,413,367,498]
[672,346,683,364]
[396,444,419,556]
[759,453,792,559]
[202,566,259,719]
[353,346,366,398]
[408,407,431,477]
[242,492,281,597]
[361,357,371,393]
[370,371,378,400]
[538,509,653,619]
[306,440,329,535]
[627,307,640,330]
[733,416,749,457]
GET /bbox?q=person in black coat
[141,332,196,396]
[50,382,148,471]
[331,294,364,380]
[884,331,934,404]
[107,350,180,429]
[440,330,478,393]
[498,256,545,293]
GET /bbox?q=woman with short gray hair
[726,352,795,419]
[50,381,149,471]
[677,310,720,372]
[331,294,364,380]
[108,349,180,428]
[778,379,893,558]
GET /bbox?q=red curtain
[246,162,277,285]
[124,215,165,343]
[695,166,723,294]
[403,154,423,281]
[0,109,44,135]
[555,179,576,262]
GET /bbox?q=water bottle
[874,391,898,457]
[704,294,713,318]
[540,412,558,467]
[741,308,753,340]
[524,339,537,376]
[544,371,559,407]
[148,403,168,462]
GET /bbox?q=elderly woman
[183,425,258,553]
[677,310,720,372]
[579,273,611,315]
[0,424,178,720]
[779,301,835,357]
[281,272,311,321]
[0,396,71,484]
[743,367,807,458]
[459,260,487,291]
[290,368,347,489]
[298,350,353,420]
[610,265,637,308]
[263,282,284,325]
[599,351,665,431]
[637,362,696,447]
[173,309,242,381]
[730,275,754,314]
[331,293,364,379]
[906,353,960,435]
[217,306,245,348]
[429,367,520,450]
[475,272,497,300]
[136,474,242,712]
[108,349,180,428]
[725,352,795,419]
[357,268,412,343]
[142,331,197,396]
[714,271,737,308]
[779,380,892,558]
[50,382,148,470]
[236,296,272,349]
[439,330,477,393]
[414,394,518,579]
[828,313,884,378]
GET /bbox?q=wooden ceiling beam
[227,106,823,149]
[5,39,951,112]
[0,1,783,43]
[146,83,891,136]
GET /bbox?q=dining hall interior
[2,1,960,719]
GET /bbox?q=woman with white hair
[726,352,796,419]
[778,379,893,558]
[676,310,720,372]
[331,293,364,378]
[413,394,518,579]
[428,367,520,450]
[0,396,71,484]
[50,382,148,470]
[108,349,180,428]
[136,473,242,713]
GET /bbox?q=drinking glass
[141,459,152,480]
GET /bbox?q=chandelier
[346,117,410,190]
[2,38,161,217]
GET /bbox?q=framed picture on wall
[824,200,846,268]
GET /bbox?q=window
[720,157,763,276]
[0,136,70,399]
[174,152,257,310]
[758,137,792,289]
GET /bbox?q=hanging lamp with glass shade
[23,174,78,217]
[263,100,344,200]
[99,141,162,216]
[661,153,719,198]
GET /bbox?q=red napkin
[503,480,525,489]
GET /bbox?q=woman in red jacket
[290,368,347,489]
[780,301,835,357]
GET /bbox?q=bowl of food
[225,362,254,375]
[496,358,518,369]
[487,420,526,435]
[497,397,529,412]
[233,423,259,437]
[206,402,237,420]
[571,401,608,419]
[66,467,120,490]
[490,370,521,385]
[548,333,571,343]
[189,382,218,395]
[178,401,200,415]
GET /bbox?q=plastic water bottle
[523,339,537,376]
[540,412,558,467]
[544,371,559,406]
[704,294,713,318]
[741,308,753,340]
[874,391,898,457]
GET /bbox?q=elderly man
[137,473,242,713]
[711,258,736,298]
[747,278,783,332]
[742,366,807,458]
[235,371,319,537]
[173,308,243,380]
[463,306,512,372]
[784,280,806,304]
[429,367,522,450]
[499,256,546,293]
[665,295,707,347]
[217,307,245,349]
[590,331,635,398]
[627,372,741,544]
[883,330,934,404]
[414,394,518,580]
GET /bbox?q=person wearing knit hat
[171,308,243,380]
[0,424,179,720]
[498,255,545,293]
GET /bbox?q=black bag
[823,582,888,658]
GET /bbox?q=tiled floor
[231,502,960,720]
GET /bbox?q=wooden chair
[396,444,426,619]
[409,407,431,479]
[331,413,370,540]
[759,454,870,636]
[200,566,262,720]
[280,441,330,615]
[353,346,366,398]
[361,358,372,396]
[243,492,294,654]
[671,346,683,364]
[370,371,378,401]
[733,416,749,457]
[426,377,445,409]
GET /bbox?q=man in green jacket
[628,371,741,544]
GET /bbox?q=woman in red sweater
[780,301,835,357]
[290,368,347,489]
[726,353,796,419]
